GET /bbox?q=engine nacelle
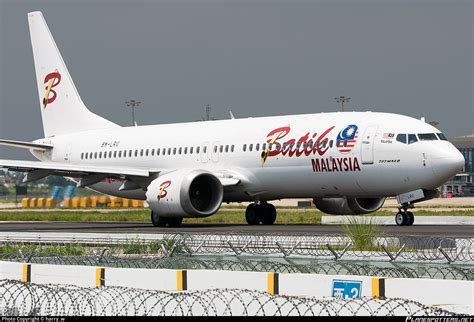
[313,197,385,215]
[146,169,223,218]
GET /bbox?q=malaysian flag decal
[336,124,359,154]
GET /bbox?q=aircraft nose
[431,145,465,180]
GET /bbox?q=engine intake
[313,197,385,215]
[146,169,223,218]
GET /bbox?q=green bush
[342,216,380,251]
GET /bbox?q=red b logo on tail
[43,69,61,109]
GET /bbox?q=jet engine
[313,197,385,215]
[146,169,223,218]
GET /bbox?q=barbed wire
[0,248,471,281]
[0,279,457,316]
[165,233,474,262]
[1,233,473,263]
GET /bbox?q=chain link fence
[0,279,457,316]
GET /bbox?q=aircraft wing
[0,159,241,187]
[0,159,159,186]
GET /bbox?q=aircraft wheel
[395,211,409,226]
[245,203,262,225]
[406,211,414,226]
[151,211,168,227]
[261,203,277,225]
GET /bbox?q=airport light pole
[335,96,351,112]
[126,100,141,126]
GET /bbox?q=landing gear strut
[245,202,277,225]
[151,211,183,227]
[395,204,415,226]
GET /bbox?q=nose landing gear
[245,202,277,225]
[395,205,415,226]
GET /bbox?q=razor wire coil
[0,279,458,316]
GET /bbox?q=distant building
[443,134,474,197]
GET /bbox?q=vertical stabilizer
[28,11,118,137]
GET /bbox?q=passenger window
[408,134,418,144]
[81,153,84,159]
[262,143,266,151]
[190,147,193,154]
[437,133,448,141]
[134,150,137,157]
[231,145,235,152]
[329,140,333,148]
[396,134,407,144]
[118,151,122,158]
[151,149,155,156]
[168,148,172,155]
[249,144,253,152]
[184,147,187,154]
[157,148,160,156]
[84,153,88,160]
[243,144,247,152]
[225,145,229,153]
[129,150,132,157]
[203,146,206,153]
[173,148,176,155]
[179,147,182,155]
[418,133,438,141]
[308,141,313,149]
[256,143,260,151]
[214,146,218,153]
[219,145,223,153]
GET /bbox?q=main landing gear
[245,202,277,225]
[395,204,415,226]
[151,211,183,227]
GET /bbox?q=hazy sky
[1,0,473,160]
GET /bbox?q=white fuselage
[33,111,464,202]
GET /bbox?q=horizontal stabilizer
[0,139,53,151]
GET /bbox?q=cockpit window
[418,133,438,141]
[437,133,448,141]
[396,134,407,144]
[408,134,418,144]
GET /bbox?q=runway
[0,221,472,237]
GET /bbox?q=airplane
[0,11,465,227]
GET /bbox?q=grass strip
[0,209,472,223]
